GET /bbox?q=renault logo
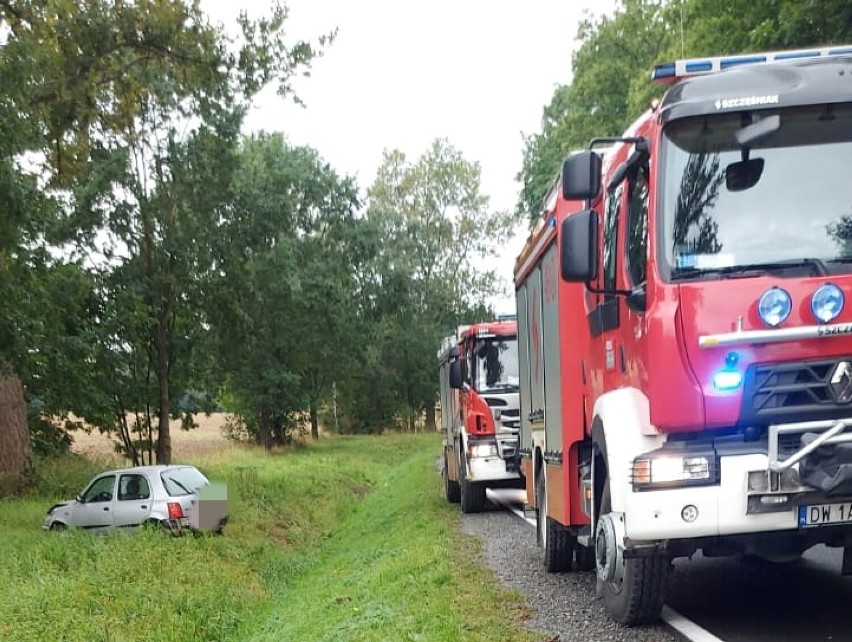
[830,361,852,403]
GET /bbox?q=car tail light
[167,502,184,520]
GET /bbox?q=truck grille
[740,358,852,423]
[501,408,520,431]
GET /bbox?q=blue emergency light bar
[651,45,852,84]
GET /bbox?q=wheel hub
[595,512,625,583]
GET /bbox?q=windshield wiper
[168,477,194,495]
[672,258,827,281]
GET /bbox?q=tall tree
[0,0,327,464]
[516,0,669,222]
[349,139,512,432]
[208,134,360,447]
[517,0,852,223]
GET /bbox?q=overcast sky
[201,0,614,312]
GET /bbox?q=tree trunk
[258,406,272,450]
[0,375,31,489]
[425,398,436,431]
[309,399,319,440]
[408,413,415,433]
[154,323,171,464]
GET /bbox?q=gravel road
[461,506,681,642]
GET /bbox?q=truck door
[587,180,626,396]
[621,159,651,391]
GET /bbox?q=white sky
[201,0,614,313]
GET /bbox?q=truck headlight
[632,455,715,490]
[468,443,497,458]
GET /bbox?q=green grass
[0,434,540,642]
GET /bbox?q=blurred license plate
[799,502,852,527]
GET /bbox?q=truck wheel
[575,543,596,571]
[596,482,668,626]
[536,472,573,572]
[459,459,485,513]
[444,453,461,504]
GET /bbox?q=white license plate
[798,502,852,527]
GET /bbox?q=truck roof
[459,319,517,340]
[437,319,517,361]
[659,53,852,123]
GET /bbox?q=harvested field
[70,413,233,462]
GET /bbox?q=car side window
[118,474,150,501]
[83,476,116,503]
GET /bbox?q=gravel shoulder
[461,504,681,642]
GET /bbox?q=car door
[112,473,153,529]
[70,475,116,531]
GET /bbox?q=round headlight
[811,283,844,323]
[758,287,792,327]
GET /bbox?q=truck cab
[439,319,522,512]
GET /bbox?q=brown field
[70,413,233,462]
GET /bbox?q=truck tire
[536,472,573,572]
[444,453,461,504]
[459,458,486,513]
[597,482,668,626]
[575,543,596,571]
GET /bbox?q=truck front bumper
[467,455,521,482]
[625,418,852,541]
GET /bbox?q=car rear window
[160,467,208,496]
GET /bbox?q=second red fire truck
[439,319,522,513]
[515,45,852,625]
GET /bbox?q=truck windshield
[660,103,852,280]
[473,337,519,393]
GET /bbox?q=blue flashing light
[720,55,767,69]
[811,283,845,323]
[652,63,676,80]
[548,216,556,228]
[654,46,852,84]
[776,50,820,60]
[758,287,792,327]
[685,60,713,73]
[713,368,743,391]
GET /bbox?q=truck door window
[627,167,650,287]
[603,184,622,291]
[588,184,623,337]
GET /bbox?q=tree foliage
[516,0,852,222]
[0,0,325,465]
[207,133,360,447]
[344,140,510,433]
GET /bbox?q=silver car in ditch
[43,464,227,534]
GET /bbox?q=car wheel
[144,519,178,536]
[49,522,67,532]
[214,517,228,536]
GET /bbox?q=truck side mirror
[449,360,463,389]
[562,151,602,200]
[560,209,599,282]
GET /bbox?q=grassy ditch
[0,433,538,642]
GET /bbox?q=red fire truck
[515,45,852,625]
[439,319,522,513]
